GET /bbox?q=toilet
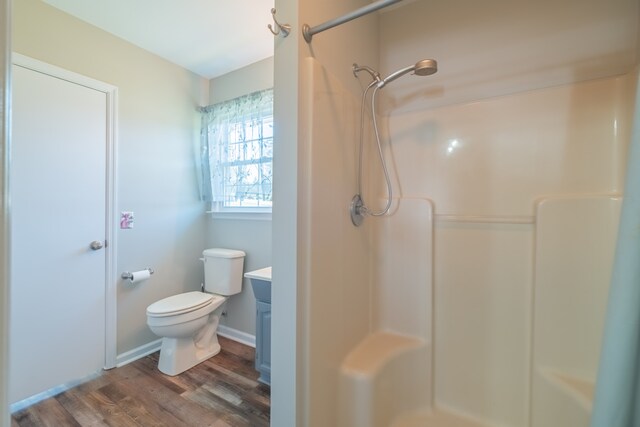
[146,248,245,376]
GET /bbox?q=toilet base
[158,313,220,376]
[158,332,221,376]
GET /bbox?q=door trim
[1,1,11,423]
[12,53,118,369]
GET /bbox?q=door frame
[12,53,118,369]
[1,1,11,424]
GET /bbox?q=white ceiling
[42,0,275,79]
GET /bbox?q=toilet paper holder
[121,268,154,280]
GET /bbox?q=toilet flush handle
[199,258,205,292]
[201,283,205,292]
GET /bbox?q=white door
[9,63,108,404]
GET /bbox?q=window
[200,89,273,213]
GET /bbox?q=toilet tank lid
[203,248,246,259]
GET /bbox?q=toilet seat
[147,291,214,317]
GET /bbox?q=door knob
[89,240,104,250]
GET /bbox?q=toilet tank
[202,248,246,296]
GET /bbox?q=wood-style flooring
[11,336,270,427]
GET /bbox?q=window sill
[206,210,272,221]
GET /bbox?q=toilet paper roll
[128,269,151,284]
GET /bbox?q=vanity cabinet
[255,300,271,385]
[245,267,272,386]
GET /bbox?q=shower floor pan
[391,409,489,427]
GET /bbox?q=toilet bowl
[147,291,226,375]
[146,248,245,376]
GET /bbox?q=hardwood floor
[11,336,270,427]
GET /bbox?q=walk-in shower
[350,59,438,226]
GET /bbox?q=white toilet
[146,248,245,376]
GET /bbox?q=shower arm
[378,65,415,87]
[353,64,381,83]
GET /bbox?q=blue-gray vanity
[244,267,272,385]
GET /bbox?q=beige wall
[12,0,209,356]
[206,57,273,337]
[207,217,272,335]
[209,56,273,104]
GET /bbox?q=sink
[245,267,271,303]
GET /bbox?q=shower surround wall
[300,58,373,427]
[293,64,634,426]
[273,1,379,425]
[275,0,638,425]
[292,24,636,427]
[371,73,635,426]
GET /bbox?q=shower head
[414,59,438,76]
[378,59,438,88]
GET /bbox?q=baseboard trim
[115,339,162,368]
[218,325,256,348]
[10,371,102,413]
[114,327,253,369]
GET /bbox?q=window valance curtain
[200,88,273,206]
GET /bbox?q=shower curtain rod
[302,0,403,43]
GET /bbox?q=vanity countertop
[244,267,272,282]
